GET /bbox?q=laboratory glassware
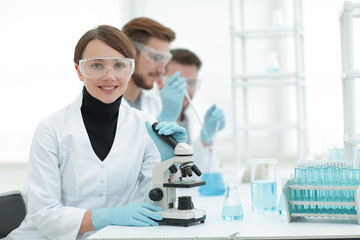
[198,146,225,196]
[221,183,244,221]
[250,158,278,212]
[266,52,280,73]
[272,9,284,29]
[283,161,360,224]
[278,177,290,215]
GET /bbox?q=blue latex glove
[91,202,163,230]
[145,121,187,161]
[201,104,226,143]
[157,71,187,122]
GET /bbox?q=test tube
[300,165,308,213]
[317,162,326,213]
[324,161,333,214]
[307,165,315,213]
[293,167,301,213]
[342,163,352,214]
[350,168,360,214]
[334,163,342,214]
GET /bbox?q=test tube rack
[282,179,360,224]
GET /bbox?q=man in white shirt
[159,48,226,171]
[122,17,186,122]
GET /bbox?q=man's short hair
[122,17,176,44]
[170,49,202,70]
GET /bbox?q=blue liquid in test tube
[333,165,340,214]
[293,167,302,213]
[300,167,309,213]
[308,166,317,213]
[317,165,326,213]
[350,168,360,214]
[324,164,334,214]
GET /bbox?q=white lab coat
[123,89,162,118]
[6,94,160,240]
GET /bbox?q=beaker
[250,158,278,212]
[198,146,225,196]
[221,183,244,221]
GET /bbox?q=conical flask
[278,178,288,215]
[198,146,225,196]
[221,183,244,221]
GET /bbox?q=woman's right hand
[91,202,163,229]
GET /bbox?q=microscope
[148,123,206,227]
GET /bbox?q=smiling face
[132,37,171,90]
[75,39,131,104]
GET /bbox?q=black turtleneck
[81,87,122,161]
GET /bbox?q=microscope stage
[163,180,205,188]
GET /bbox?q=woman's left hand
[145,121,187,161]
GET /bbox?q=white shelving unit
[339,1,360,168]
[229,0,306,165]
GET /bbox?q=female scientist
[6,25,186,240]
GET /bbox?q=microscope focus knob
[149,188,163,201]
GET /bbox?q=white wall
[0,0,352,166]
[303,0,345,159]
[0,0,129,163]
[132,0,347,164]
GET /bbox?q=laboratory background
[0,0,351,191]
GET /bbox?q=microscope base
[158,209,206,227]
[160,216,206,227]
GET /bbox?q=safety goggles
[132,41,172,65]
[79,57,135,79]
[161,75,198,89]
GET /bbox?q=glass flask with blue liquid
[278,177,289,215]
[221,183,244,221]
[198,146,225,196]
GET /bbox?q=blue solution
[199,172,225,196]
[251,181,277,212]
[221,205,244,221]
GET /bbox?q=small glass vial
[266,52,280,73]
[272,9,284,29]
[221,183,244,221]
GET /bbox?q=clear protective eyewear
[79,57,135,79]
[132,41,172,65]
[161,74,198,89]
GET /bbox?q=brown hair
[170,49,202,70]
[122,17,176,44]
[74,25,134,64]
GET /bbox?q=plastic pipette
[184,92,210,141]
[160,73,211,140]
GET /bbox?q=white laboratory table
[87,183,360,240]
